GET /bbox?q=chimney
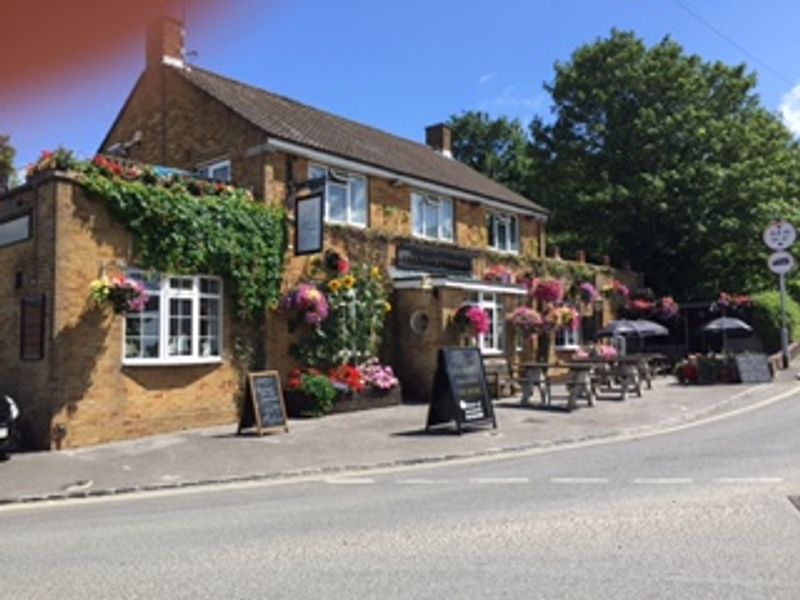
[146,15,185,70]
[425,124,453,158]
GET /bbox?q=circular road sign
[767,250,796,275]
[763,221,797,250]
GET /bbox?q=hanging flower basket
[89,275,149,314]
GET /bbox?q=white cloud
[478,85,548,122]
[479,72,497,85]
[780,83,800,136]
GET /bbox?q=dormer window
[197,159,231,183]
[309,164,368,227]
[488,213,519,253]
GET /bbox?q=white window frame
[197,159,232,183]
[488,213,519,253]
[309,164,368,227]
[123,271,224,366]
[473,292,505,355]
[555,326,582,351]
[411,192,454,242]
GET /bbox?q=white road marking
[715,477,784,484]
[395,478,452,485]
[633,477,693,485]
[550,477,609,485]
[469,477,529,485]
[324,478,375,485]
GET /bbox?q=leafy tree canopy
[447,111,531,196]
[530,30,800,300]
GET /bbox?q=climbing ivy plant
[28,150,288,319]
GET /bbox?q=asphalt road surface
[3,390,800,599]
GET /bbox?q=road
[3,390,800,599]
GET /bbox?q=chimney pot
[425,124,453,158]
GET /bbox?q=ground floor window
[555,325,582,350]
[124,271,223,365]
[472,292,505,354]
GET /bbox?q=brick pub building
[0,17,636,449]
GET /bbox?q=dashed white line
[395,478,452,485]
[469,477,530,485]
[633,477,693,485]
[550,477,609,485]
[715,477,784,484]
[324,478,375,485]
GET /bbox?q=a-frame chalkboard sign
[426,347,497,434]
[238,371,289,436]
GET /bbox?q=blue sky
[3,0,800,171]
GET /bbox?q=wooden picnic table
[518,362,555,406]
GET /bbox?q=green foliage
[78,159,287,319]
[298,374,338,416]
[0,134,15,189]
[292,262,391,368]
[529,30,800,300]
[448,111,532,195]
[750,290,800,353]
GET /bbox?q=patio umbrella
[701,317,753,335]
[597,319,669,338]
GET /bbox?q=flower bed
[674,354,739,384]
[284,385,402,418]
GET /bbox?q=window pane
[210,164,231,182]
[0,214,31,247]
[327,183,347,222]
[487,215,495,248]
[200,278,220,295]
[424,201,438,238]
[349,177,367,225]
[497,219,508,249]
[168,298,193,356]
[440,199,453,240]
[412,195,424,235]
[169,277,193,291]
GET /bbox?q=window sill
[411,232,455,244]
[325,218,367,229]
[123,357,223,368]
[554,345,581,352]
[489,247,519,255]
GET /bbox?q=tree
[447,111,531,196]
[0,135,15,191]
[530,30,800,300]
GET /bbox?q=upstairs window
[197,159,231,183]
[412,192,454,242]
[124,271,223,365]
[488,213,519,253]
[309,164,368,226]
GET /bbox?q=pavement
[2,367,799,506]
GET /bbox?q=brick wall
[0,175,247,449]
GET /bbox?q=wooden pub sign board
[238,371,289,435]
[426,347,497,434]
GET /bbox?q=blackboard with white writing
[426,347,497,434]
[735,353,773,384]
[238,371,289,435]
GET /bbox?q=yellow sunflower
[328,279,342,293]
[343,274,356,289]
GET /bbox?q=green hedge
[750,290,800,353]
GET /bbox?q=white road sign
[763,221,797,250]
[767,250,796,275]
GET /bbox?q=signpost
[763,221,797,369]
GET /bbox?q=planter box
[285,386,402,418]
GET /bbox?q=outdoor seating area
[516,352,665,411]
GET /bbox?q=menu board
[238,371,289,435]
[426,347,496,434]
[734,353,773,384]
